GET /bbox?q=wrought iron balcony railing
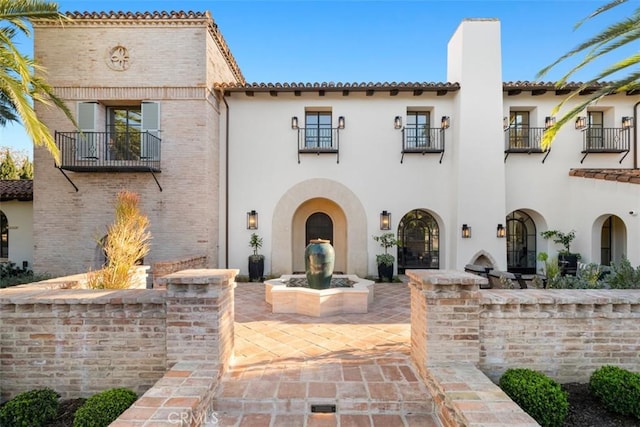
[504,127,550,163]
[579,127,630,163]
[296,127,340,163]
[55,131,161,172]
[401,126,445,163]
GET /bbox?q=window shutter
[141,102,160,160]
[77,102,98,159]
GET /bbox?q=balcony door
[587,111,604,149]
[107,107,142,160]
[508,111,530,148]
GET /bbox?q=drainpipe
[223,95,230,268]
[634,100,640,169]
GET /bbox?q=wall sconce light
[291,116,298,129]
[440,116,450,129]
[461,224,471,238]
[622,116,633,129]
[503,116,510,130]
[338,116,345,129]
[497,224,506,238]
[544,116,556,129]
[380,210,391,230]
[575,116,587,130]
[394,116,402,129]
[247,210,258,229]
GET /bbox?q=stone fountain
[264,240,374,317]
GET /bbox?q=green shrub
[604,257,640,289]
[499,368,568,427]
[0,388,59,427]
[590,365,640,419]
[73,388,137,427]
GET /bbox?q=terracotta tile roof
[0,180,33,201]
[216,81,460,94]
[54,10,245,85]
[570,169,640,184]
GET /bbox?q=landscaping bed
[563,383,639,427]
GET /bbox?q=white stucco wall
[0,201,33,269]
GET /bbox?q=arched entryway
[397,209,439,273]
[292,198,347,274]
[594,214,626,266]
[0,211,8,259]
[506,210,537,274]
[271,179,368,277]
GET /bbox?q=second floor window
[107,107,142,160]
[305,112,332,149]
[508,111,530,148]
[586,111,604,148]
[406,112,431,147]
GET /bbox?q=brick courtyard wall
[152,255,208,288]
[0,269,237,403]
[408,270,640,426]
[479,288,640,383]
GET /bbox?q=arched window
[397,209,439,273]
[0,211,7,259]
[506,210,536,274]
[305,212,333,245]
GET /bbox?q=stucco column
[407,270,485,380]
[159,269,238,371]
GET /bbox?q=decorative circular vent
[106,46,130,71]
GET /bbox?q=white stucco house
[30,12,640,279]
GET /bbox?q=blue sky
[1,0,637,157]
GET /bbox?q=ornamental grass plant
[87,191,151,289]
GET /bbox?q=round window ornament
[106,45,130,71]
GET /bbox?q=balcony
[579,127,631,163]
[504,127,550,163]
[401,126,445,163]
[296,127,341,163]
[55,131,161,172]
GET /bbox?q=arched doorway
[0,211,8,259]
[506,210,536,274]
[305,212,333,244]
[291,198,347,274]
[599,215,626,266]
[397,209,439,273]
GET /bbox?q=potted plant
[540,229,580,276]
[248,233,264,282]
[373,232,399,282]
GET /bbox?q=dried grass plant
[87,191,151,289]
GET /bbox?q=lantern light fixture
[544,116,556,129]
[441,116,450,129]
[497,224,506,238]
[338,116,345,129]
[380,210,391,230]
[462,224,471,238]
[247,210,258,230]
[622,116,633,129]
[291,116,298,129]
[575,116,587,130]
[394,116,402,129]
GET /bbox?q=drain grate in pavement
[310,404,336,413]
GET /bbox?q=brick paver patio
[213,279,440,426]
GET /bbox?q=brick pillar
[159,269,238,371]
[407,270,484,379]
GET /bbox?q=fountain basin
[264,274,374,317]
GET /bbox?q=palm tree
[0,0,75,164]
[537,0,640,150]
